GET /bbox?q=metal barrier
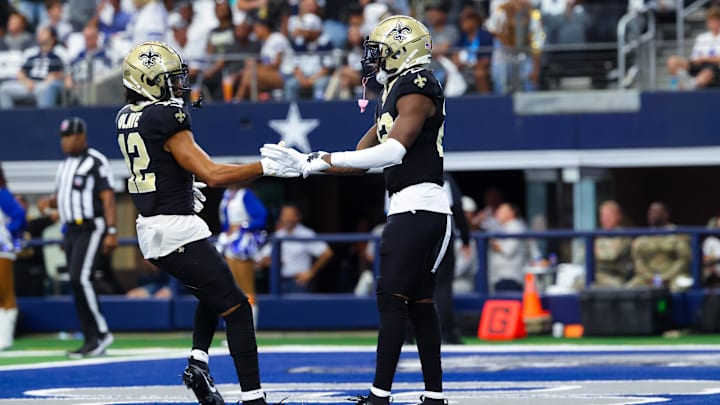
[26,226,720,296]
[617,6,657,90]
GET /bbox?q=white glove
[260,143,309,174]
[302,151,331,178]
[260,157,301,178]
[192,181,206,213]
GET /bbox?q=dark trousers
[64,219,109,343]
[435,236,460,342]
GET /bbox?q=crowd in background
[4,0,718,108]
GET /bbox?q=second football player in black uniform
[261,16,451,405]
[117,41,298,405]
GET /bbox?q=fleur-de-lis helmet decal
[139,46,161,68]
[389,20,412,42]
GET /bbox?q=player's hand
[303,151,331,178]
[103,234,118,254]
[192,181,206,213]
[260,157,302,178]
[260,143,308,174]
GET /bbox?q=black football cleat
[417,395,448,405]
[183,359,225,405]
[347,393,392,404]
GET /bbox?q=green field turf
[1,331,719,367]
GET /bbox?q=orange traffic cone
[522,273,550,319]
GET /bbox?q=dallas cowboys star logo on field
[268,103,319,153]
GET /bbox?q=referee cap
[59,117,87,136]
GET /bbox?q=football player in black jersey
[117,41,298,405]
[261,16,451,405]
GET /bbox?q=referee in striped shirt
[40,117,117,358]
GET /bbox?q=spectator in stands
[17,0,48,30]
[127,0,167,45]
[287,0,321,38]
[224,19,261,92]
[484,0,545,94]
[201,0,236,101]
[472,187,504,231]
[666,7,720,91]
[65,24,113,105]
[325,4,374,100]
[702,216,720,287]
[44,0,72,43]
[423,0,460,87]
[540,0,588,45]
[95,0,131,38]
[14,194,58,297]
[0,164,26,351]
[165,13,206,86]
[454,195,479,293]
[594,200,633,287]
[629,202,692,292]
[257,203,333,293]
[452,6,493,94]
[234,17,293,101]
[488,202,529,293]
[2,12,34,51]
[236,0,290,35]
[67,0,96,32]
[0,25,66,109]
[285,13,334,101]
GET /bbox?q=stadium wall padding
[2,91,720,162]
[15,292,704,333]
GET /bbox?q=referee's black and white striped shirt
[55,148,114,225]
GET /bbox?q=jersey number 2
[118,132,156,193]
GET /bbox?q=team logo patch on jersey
[413,73,427,88]
[139,46,161,68]
[73,175,84,187]
[389,20,412,42]
[175,110,186,123]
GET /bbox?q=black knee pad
[377,293,408,318]
[223,299,253,325]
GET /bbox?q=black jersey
[376,67,445,195]
[116,100,194,217]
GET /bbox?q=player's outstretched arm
[310,94,434,175]
[165,130,298,187]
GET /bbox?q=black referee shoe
[182,359,225,405]
[347,393,392,405]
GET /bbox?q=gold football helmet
[122,41,189,102]
[363,15,432,84]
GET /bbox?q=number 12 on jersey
[118,132,157,193]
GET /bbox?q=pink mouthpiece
[358,99,369,113]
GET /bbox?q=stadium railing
[25,226,719,295]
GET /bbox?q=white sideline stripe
[3,344,720,372]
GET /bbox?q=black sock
[224,300,261,393]
[373,294,409,392]
[192,303,219,353]
[408,301,442,393]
